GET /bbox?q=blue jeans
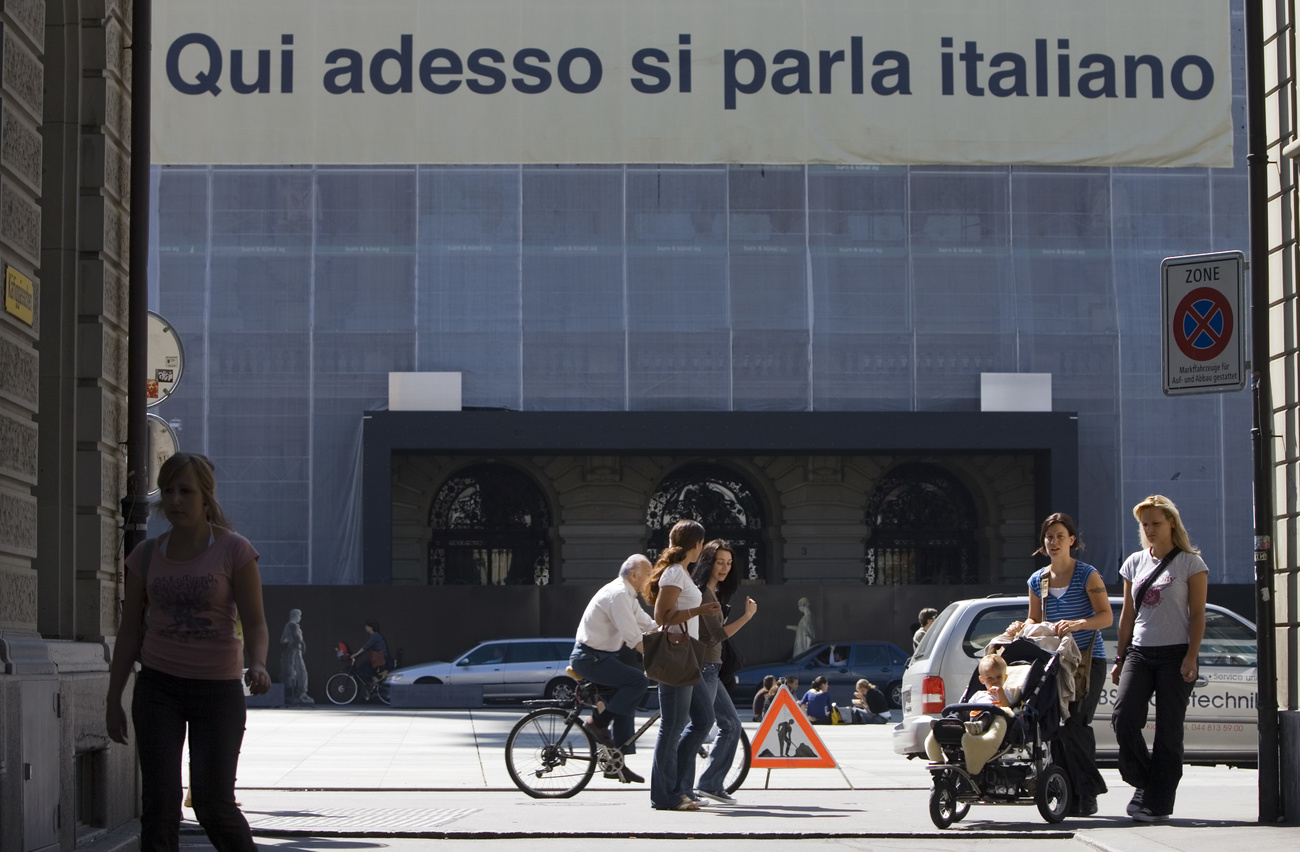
[696,663,742,793]
[651,679,711,808]
[132,667,256,852]
[569,644,649,752]
[1112,644,1195,816]
[675,663,720,797]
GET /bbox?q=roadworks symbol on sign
[749,687,837,769]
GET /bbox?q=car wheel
[414,677,443,685]
[545,678,576,703]
[889,681,903,709]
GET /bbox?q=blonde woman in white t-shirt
[641,519,721,811]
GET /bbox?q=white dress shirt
[576,576,656,652]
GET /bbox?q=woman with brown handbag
[642,519,721,811]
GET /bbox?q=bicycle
[325,644,392,706]
[504,669,751,798]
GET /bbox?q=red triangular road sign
[749,687,836,769]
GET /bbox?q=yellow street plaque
[5,267,34,326]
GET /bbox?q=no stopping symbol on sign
[1173,286,1233,362]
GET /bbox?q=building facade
[0,2,141,851]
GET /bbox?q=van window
[911,603,958,662]
[962,605,1025,657]
[1198,610,1257,667]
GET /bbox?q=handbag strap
[1133,547,1181,617]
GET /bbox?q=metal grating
[244,807,480,833]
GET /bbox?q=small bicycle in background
[504,668,751,798]
[326,641,393,705]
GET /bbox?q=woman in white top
[642,519,721,811]
[1111,495,1208,823]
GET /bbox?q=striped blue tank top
[1028,561,1106,659]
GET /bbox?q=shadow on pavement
[705,805,857,819]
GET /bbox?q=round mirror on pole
[147,414,180,496]
[146,311,185,407]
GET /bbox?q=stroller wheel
[1035,765,1071,824]
[929,777,963,829]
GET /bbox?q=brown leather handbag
[642,623,704,687]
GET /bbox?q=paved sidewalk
[86,706,1296,852]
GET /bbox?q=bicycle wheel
[374,680,392,705]
[326,672,358,705]
[505,708,597,798]
[694,726,751,794]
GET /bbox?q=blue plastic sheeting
[148,159,1252,587]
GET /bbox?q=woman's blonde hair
[153,452,230,529]
[1132,494,1199,555]
[643,519,706,605]
[856,677,876,692]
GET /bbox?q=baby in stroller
[924,652,1023,772]
[922,638,1070,827]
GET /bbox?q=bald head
[619,554,651,583]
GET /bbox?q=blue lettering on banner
[938,36,1212,101]
[161,31,1216,107]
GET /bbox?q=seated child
[924,652,1024,774]
[966,653,1021,711]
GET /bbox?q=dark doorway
[865,462,979,584]
[647,463,766,582]
[427,463,554,585]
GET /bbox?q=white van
[892,596,1258,767]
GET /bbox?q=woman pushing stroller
[1005,512,1111,817]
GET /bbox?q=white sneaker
[696,788,736,804]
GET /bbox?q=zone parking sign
[1161,251,1246,396]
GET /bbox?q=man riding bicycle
[568,554,656,784]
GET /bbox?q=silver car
[893,596,1258,767]
[385,638,579,701]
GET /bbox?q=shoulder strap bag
[642,622,704,687]
[1133,547,1181,617]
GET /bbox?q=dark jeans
[132,667,256,852]
[569,644,650,753]
[1111,644,1195,816]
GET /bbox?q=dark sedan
[733,640,910,709]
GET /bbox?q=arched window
[427,464,553,585]
[647,464,766,582]
[864,462,978,585]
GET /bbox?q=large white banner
[153,0,1233,167]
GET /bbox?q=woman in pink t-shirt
[105,453,270,852]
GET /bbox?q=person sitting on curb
[803,676,833,725]
[851,678,890,724]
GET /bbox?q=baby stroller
[925,638,1067,828]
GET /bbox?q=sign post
[1161,250,1246,396]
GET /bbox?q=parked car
[385,637,579,701]
[734,641,910,709]
[893,596,1259,767]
